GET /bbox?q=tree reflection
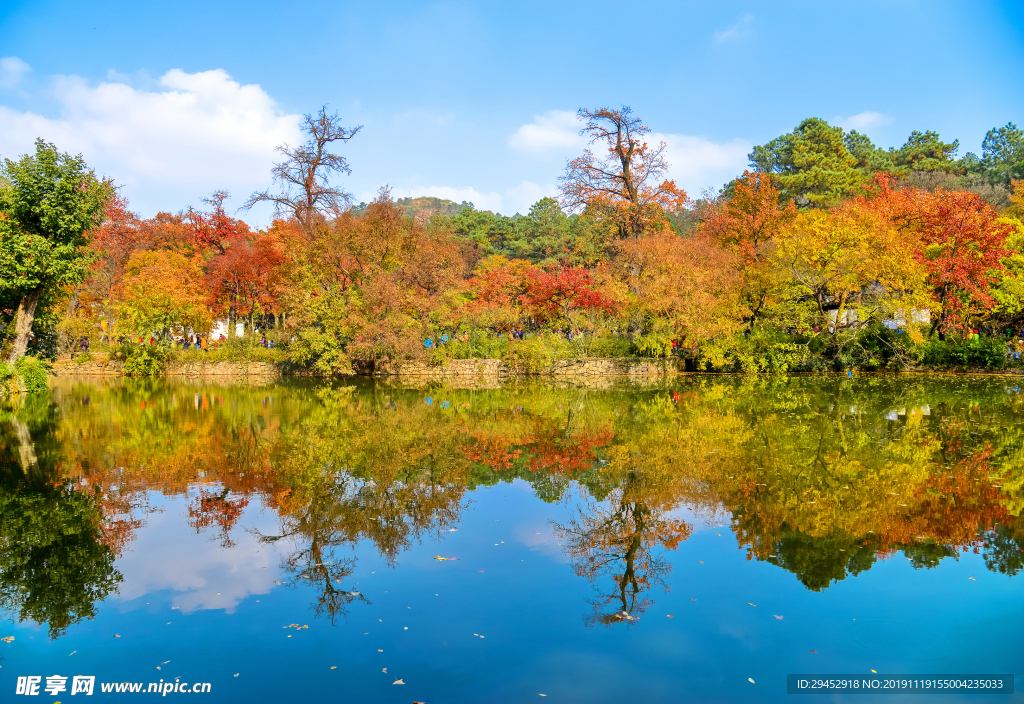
[0,398,122,639]
[3,373,1022,640]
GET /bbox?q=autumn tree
[186,190,248,255]
[244,107,361,234]
[862,178,1014,335]
[205,232,285,334]
[701,171,797,323]
[0,140,112,361]
[114,250,211,338]
[523,266,612,354]
[768,204,929,350]
[612,232,744,355]
[559,106,688,240]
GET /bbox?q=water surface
[1,375,1022,702]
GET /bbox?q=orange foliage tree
[701,171,797,322]
[559,106,688,240]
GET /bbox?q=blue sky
[1,0,1022,225]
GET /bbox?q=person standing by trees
[1,140,112,362]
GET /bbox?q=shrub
[917,336,1009,370]
[119,345,169,376]
[698,328,806,373]
[0,362,16,395]
[14,356,50,392]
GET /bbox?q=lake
[1,375,1022,702]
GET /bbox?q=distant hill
[395,196,472,217]
[353,196,472,218]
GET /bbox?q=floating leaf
[666,615,674,619]
[330,666,337,670]
[233,673,239,678]
[748,678,755,684]
[871,670,877,673]
[393,679,405,685]
[382,668,387,673]
[1,636,14,644]
[773,615,783,620]
[748,603,757,607]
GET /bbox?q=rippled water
[1,375,1022,702]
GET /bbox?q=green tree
[0,140,112,361]
[844,130,896,177]
[981,122,1024,185]
[749,118,861,207]
[893,130,960,173]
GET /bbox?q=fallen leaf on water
[748,603,756,607]
[156,667,161,670]
[748,678,755,684]
[479,570,484,573]
[69,651,76,656]
[871,669,877,673]
[968,577,977,582]
[773,615,783,620]
[539,695,546,698]
[114,634,121,638]
[233,673,239,678]
[690,598,696,601]
[162,661,170,664]
[698,561,704,564]
[393,679,405,685]
[377,649,383,652]
[382,668,387,673]
[810,650,817,653]
[330,666,337,670]
[666,615,674,619]
[449,528,458,532]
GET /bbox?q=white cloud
[114,494,284,614]
[0,65,302,218]
[654,133,752,197]
[0,56,30,89]
[838,110,893,133]
[504,180,557,214]
[508,110,585,157]
[714,14,753,42]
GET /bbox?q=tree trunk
[7,288,42,362]
[66,285,81,317]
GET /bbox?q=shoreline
[45,357,1024,379]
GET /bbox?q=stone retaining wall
[372,358,504,377]
[51,357,682,379]
[165,361,279,377]
[372,357,682,378]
